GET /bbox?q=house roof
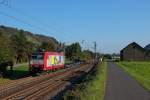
[145,44,150,50]
[121,42,145,52]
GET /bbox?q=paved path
[104,62,150,100]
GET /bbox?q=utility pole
[63,42,66,56]
[94,41,97,60]
[82,40,97,59]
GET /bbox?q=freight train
[29,51,65,74]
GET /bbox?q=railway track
[0,63,94,100]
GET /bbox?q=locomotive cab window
[30,54,44,64]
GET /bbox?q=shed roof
[121,42,145,52]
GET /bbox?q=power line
[0,1,65,35]
[0,11,52,34]
[9,6,64,34]
[81,40,97,52]
[94,41,97,58]
[0,0,81,42]
[0,0,9,6]
[0,1,53,34]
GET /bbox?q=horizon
[0,0,150,54]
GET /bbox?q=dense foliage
[0,25,59,65]
[0,25,97,67]
[65,42,81,60]
[0,33,14,64]
[65,43,95,61]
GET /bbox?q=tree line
[0,30,57,65]
[65,42,95,61]
[0,31,96,67]
[0,26,98,73]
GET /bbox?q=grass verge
[0,64,66,84]
[9,65,29,79]
[65,60,73,65]
[0,65,29,85]
[63,61,107,100]
[117,62,150,92]
[0,78,10,86]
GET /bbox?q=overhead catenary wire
[8,6,65,34]
[0,0,84,44]
[0,10,52,34]
[0,0,53,34]
[81,40,98,53]
[0,0,9,6]
[0,0,65,35]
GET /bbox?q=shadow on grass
[2,67,66,80]
[3,70,30,80]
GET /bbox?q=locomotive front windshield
[30,54,44,65]
[32,55,43,60]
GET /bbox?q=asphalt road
[104,62,150,100]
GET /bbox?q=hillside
[0,25,59,47]
[0,25,61,64]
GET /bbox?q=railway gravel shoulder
[0,63,95,100]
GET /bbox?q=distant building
[120,42,150,61]
[145,44,150,50]
[112,53,120,60]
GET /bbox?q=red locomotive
[29,51,65,73]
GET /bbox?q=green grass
[0,63,66,82]
[0,65,29,83]
[63,62,107,100]
[117,62,150,92]
[5,65,29,80]
[10,65,29,79]
[0,78,10,85]
[65,59,73,65]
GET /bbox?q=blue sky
[0,0,150,53]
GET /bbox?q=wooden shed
[120,42,147,61]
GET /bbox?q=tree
[0,33,14,63]
[65,42,81,60]
[25,41,35,64]
[0,33,14,76]
[65,45,72,60]
[104,54,112,59]
[10,30,27,63]
[40,41,56,51]
[79,50,94,61]
[72,43,81,59]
